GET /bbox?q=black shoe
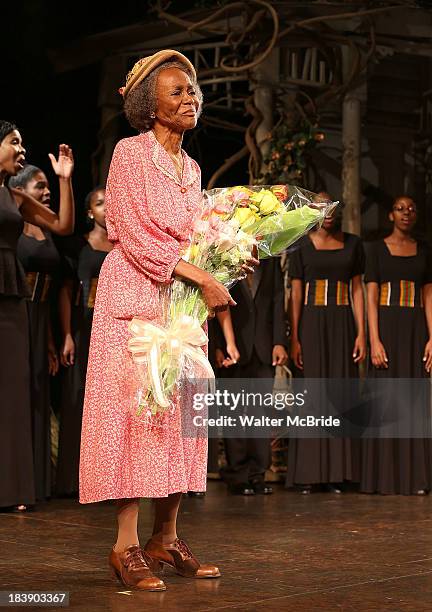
[251,481,273,495]
[187,491,206,498]
[228,483,255,496]
[325,483,343,494]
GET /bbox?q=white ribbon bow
[128,315,215,409]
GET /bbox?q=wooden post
[251,49,280,180]
[342,92,362,235]
[341,45,366,236]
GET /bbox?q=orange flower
[271,185,288,201]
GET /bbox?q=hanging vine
[151,0,409,187]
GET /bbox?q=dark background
[1,2,158,220]
[2,0,248,228]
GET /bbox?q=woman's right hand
[223,342,240,367]
[291,339,303,370]
[61,333,75,366]
[201,274,236,317]
[371,339,388,369]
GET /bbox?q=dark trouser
[220,351,274,486]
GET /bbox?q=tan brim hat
[119,49,196,98]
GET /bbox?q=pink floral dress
[79,130,208,503]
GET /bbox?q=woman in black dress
[56,187,112,496]
[361,196,432,495]
[0,120,74,511]
[286,196,366,493]
[11,165,63,502]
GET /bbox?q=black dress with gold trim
[360,239,432,494]
[56,238,108,495]
[17,232,61,501]
[285,233,364,488]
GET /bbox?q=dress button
[181,187,187,194]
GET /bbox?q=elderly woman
[79,50,253,591]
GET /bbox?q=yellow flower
[233,206,256,227]
[250,189,282,216]
[184,243,200,262]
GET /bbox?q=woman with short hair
[0,120,74,511]
[79,50,257,591]
[361,196,432,495]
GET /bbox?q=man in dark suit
[216,257,288,495]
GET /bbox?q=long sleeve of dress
[272,257,288,347]
[105,139,182,284]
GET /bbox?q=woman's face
[25,171,51,207]
[315,192,336,230]
[154,67,200,132]
[0,130,26,176]
[88,189,106,229]
[390,197,417,232]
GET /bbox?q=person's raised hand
[49,144,74,179]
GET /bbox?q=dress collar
[143,130,198,188]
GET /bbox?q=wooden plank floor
[1,482,432,611]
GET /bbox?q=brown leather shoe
[144,537,221,579]
[109,544,166,591]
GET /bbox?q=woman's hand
[272,344,288,366]
[291,339,303,370]
[371,339,388,369]
[215,348,225,369]
[49,144,74,179]
[223,342,240,367]
[201,275,236,317]
[240,256,260,276]
[423,338,432,372]
[353,334,367,364]
[61,333,75,366]
[48,345,59,376]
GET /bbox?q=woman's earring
[89,214,94,219]
[150,112,156,119]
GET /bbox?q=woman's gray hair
[124,60,203,133]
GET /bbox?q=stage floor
[1,482,432,611]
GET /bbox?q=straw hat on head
[119,49,196,99]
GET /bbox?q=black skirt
[27,301,52,501]
[0,296,35,507]
[285,305,360,487]
[360,307,432,494]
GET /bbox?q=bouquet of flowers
[128,185,337,417]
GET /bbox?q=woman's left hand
[423,339,432,372]
[240,256,259,276]
[272,344,288,366]
[48,345,59,376]
[49,144,74,179]
[353,335,367,363]
[241,245,259,276]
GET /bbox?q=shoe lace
[175,538,193,559]
[125,547,151,571]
